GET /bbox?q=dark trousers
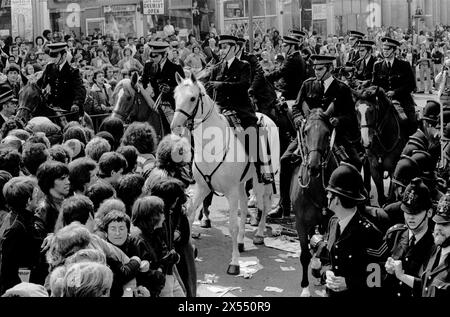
[278,138,300,215]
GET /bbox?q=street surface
[194,93,435,297]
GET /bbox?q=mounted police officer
[354,40,376,82]
[142,41,185,129]
[289,29,308,51]
[347,31,364,65]
[384,178,435,297]
[269,54,362,219]
[392,191,450,297]
[372,37,417,136]
[204,35,273,184]
[312,162,389,297]
[265,35,307,101]
[37,42,86,122]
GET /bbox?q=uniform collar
[227,56,235,68]
[323,76,334,93]
[408,228,427,243]
[338,209,357,233]
[59,59,67,71]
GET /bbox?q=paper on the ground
[207,285,242,297]
[264,237,301,256]
[243,237,258,251]
[238,256,263,277]
[195,257,204,262]
[280,266,296,271]
[264,286,284,293]
[198,273,219,284]
[266,224,283,236]
[274,258,286,263]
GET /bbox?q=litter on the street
[280,266,296,271]
[198,273,219,284]
[264,286,284,293]
[195,257,204,262]
[238,256,263,278]
[264,237,301,255]
[274,258,286,263]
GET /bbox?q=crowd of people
[0,18,450,298]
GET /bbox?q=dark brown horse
[16,73,94,130]
[111,73,168,143]
[290,106,337,297]
[356,86,409,206]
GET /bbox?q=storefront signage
[312,3,327,20]
[11,0,33,41]
[104,5,136,13]
[143,0,164,15]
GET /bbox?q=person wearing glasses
[372,37,417,136]
[265,35,307,101]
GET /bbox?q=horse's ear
[190,72,197,84]
[175,72,184,85]
[21,73,28,86]
[131,72,138,89]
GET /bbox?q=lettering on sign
[143,0,164,15]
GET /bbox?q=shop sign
[143,0,164,15]
[104,5,136,13]
[312,4,327,20]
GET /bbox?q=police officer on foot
[38,42,86,122]
[392,191,450,297]
[372,37,418,136]
[384,178,435,297]
[313,162,389,297]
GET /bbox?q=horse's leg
[226,189,241,275]
[237,183,248,252]
[253,179,272,245]
[186,183,210,231]
[362,156,372,196]
[370,157,386,207]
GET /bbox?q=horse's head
[172,72,210,131]
[356,86,385,148]
[111,73,139,121]
[303,105,333,176]
[17,78,44,123]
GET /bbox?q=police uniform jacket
[241,52,277,114]
[414,245,450,297]
[265,51,306,100]
[355,55,376,81]
[372,58,416,108]
[347,49,360,65]
[293,77,360,144]
[1,80,20,99]
[317,212,389,297]
[142,59,185,110]
[38,62,86,116]
[384,224,435,297]
[206,58,257,128]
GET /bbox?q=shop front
[0,0,12,37]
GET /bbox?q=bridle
[175,84,214,131]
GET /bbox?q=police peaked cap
[310,54,336,65]
[47,42,68,54]
[236,37,246,47]
[381,37,400,47]
[434,191,450,223]
[349,30,365,39]
[282,35,300,45]
[149,41,169,53]
[357,40,375,48]
[0,86,17,105]
[4,63,20,74]
[289,29,307,39]
[401,178,432,214]
[219,35,238,46]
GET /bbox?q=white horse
[172,73,280,275]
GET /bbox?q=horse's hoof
[238,243,245,253]
[227,264,240,275]
[300,287,311,297]
[201,219,211,228]
[253,235,265,245]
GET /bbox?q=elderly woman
[436,58,450,108]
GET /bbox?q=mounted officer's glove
[329,117,339,127]
[205,81,220,90]
[294,118,303,130]
[71,105,79,113]
[159,83,170,94]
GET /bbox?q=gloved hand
[160,249,181,266]
[205,81,220,90]
[329,117,339,127]
[159,83,170,94]
[294,118,303,130]
[71,105,80,113]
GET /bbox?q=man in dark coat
[313,162,389,297]
[0,86,18,129]
[270,54,362,219]
[265,35,307,101]
[37,42,86,121]
[2,64,22,99]
[372,37,417,135]
[392,192,450,297]
[205,35,273,184]
[354,40,377,82]
[142,41,185,130]
[347,31,364,65]
[384,178,435,297]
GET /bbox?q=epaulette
[373,59,383,66]
[386,223,407,236]
[304,77,317,83]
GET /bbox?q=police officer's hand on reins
[205,81,220,90]
[71,105,79,113]
[386,90,395,98]
[329,117,339,127]
[159,83,170,94]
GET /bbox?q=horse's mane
[308,108,329,121]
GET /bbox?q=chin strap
[405,212,428,231]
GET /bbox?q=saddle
[222,109,243,133]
